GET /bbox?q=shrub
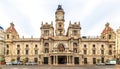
[11,58,15,62]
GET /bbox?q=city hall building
[0,5,120,65]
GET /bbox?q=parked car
[105,60,116,65]
[17,61,23,65]
[12,61,23,65]
[96,63,105,66]
[31,62,38,65]
[25,62,38,65]
[6,62,13,65]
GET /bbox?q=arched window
[44,43,49,47]
[73,43,77,47]
[101,45,104,48]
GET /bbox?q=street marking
[23,68,28,69]
[13,68,18,69]
[106,68,114,69]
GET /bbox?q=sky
[0,0,120,38]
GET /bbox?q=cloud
[0,0,120,37]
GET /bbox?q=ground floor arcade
[5,54,114,65]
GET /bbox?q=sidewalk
[115,65,120,69]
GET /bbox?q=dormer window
[44,43,49,47]
[108,35,111,39]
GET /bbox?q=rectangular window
[72,30,77,35]
[6,44,9,48]
[84,58,87,64]
[84,50,87,54]
[60,31,62,36]
[45,48,49,53]
[109,50,112,55]
[109,45,112,48]
[93,44,95,47]
[6,50,9,55]
[26,50,29,55]
[17,44,20,47]
[109,35,111,39]
[44,30,49,36]
[84,44,87,48]
[7,35,9,39]
[101,50,104,54]
[101,57,104,63]
[93,58,96,64]
[92,50,96,54]
[73,48,77,53]
[35,44,37,47]
[17,50,20,54]
[35,50,38,54]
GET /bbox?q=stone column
[68,56,69,64]
[72,56,74,65]
[69,56,71,64]
[70,56,72,64]
[53,56,55,65]
[49,56,51,65]
[56,55,58,65]
[68,56,70,64]
[67,56,69,64]
[79,57,81,65]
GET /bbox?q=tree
[106,59,109,63]
[97,59,101,63]
[11,58,15,62]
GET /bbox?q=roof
[102,23,113,34]
[57,5,63,10]
[6,23,17,33]
[0,26,4,30]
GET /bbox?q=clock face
[57,16,63,20]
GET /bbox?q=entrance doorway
[74,57,79,64]
[34,58,38,63]
[58,56,66,64]
[44,57,48,64]
[93,58,96,64]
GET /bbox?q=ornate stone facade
[0,5,120,65]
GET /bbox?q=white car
[26,62,38,65]
[96,63,105,66]
[6,62,13,65]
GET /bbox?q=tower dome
[0,26,4,30]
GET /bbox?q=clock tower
[55,5,65,36]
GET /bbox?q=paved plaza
[0,65,120,69]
